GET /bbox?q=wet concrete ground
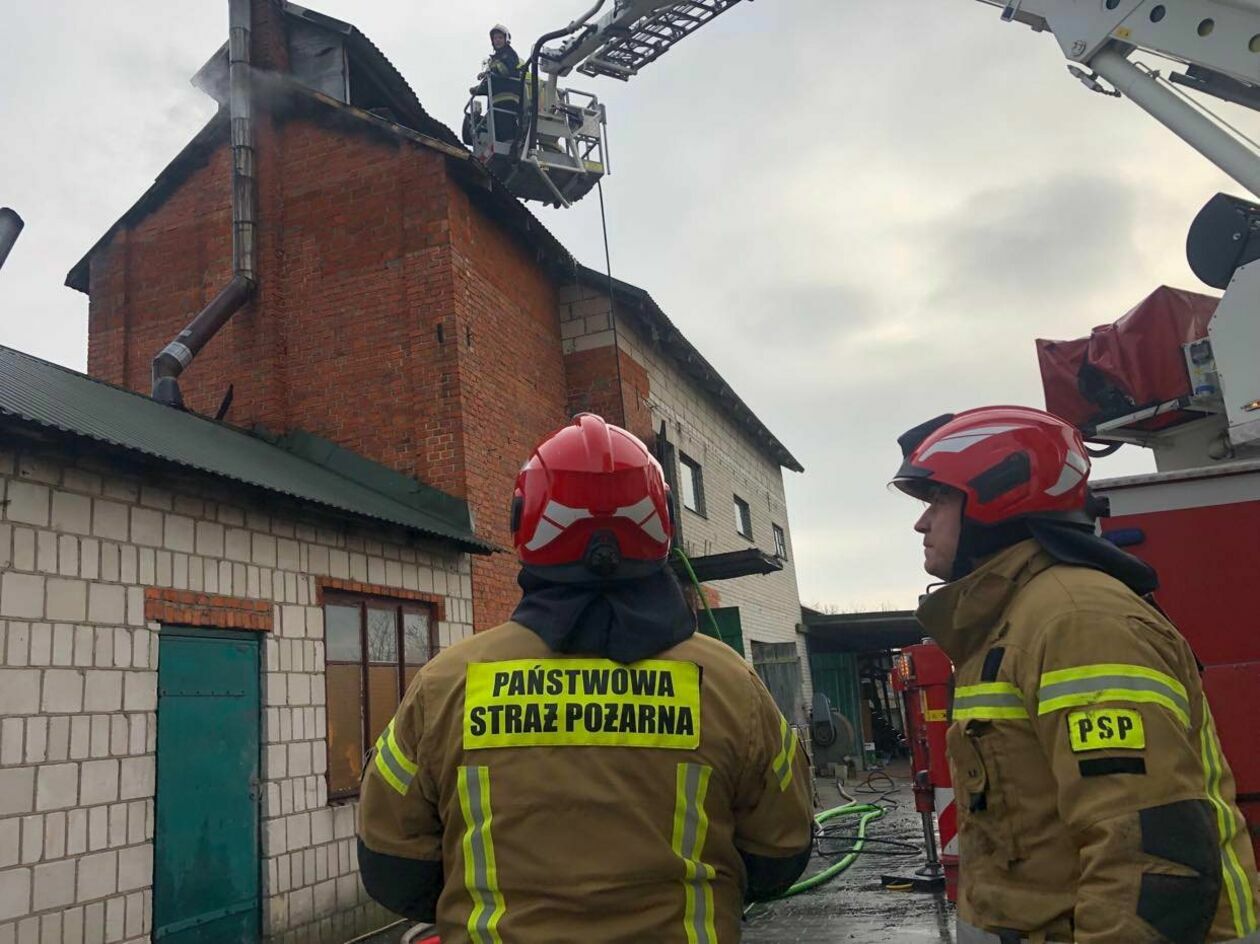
[347,764,955,944]
[742,763,955,943]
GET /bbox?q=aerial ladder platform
[464,0,748,206]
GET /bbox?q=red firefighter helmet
[512,414,673,579]
[891,406,1092,526]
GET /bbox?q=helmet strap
[950,517,1033,581]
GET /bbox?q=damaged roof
[0,346,493,553]
[573,266,804,473]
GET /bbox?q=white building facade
[559,274,811,718]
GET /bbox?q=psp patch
[464,658,701,750]
[1067,708,1145,753]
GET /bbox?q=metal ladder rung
[577,0,746,79]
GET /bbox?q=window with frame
[773,523,788,560]
[733,495,752,539]
[679,453,706,516]
[324,595,436,799]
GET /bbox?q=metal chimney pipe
[153,0,258,407]
[0,208,25,272]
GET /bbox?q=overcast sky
[3,1,1256,610]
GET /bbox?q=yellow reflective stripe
[956,682,1023,697]
[457,766,505,944]
[952,682,1029,721]
[385,720,418,775]
[952,705,1030,721]
[1200,706,1259,936]
[672,764,716,944]
[1037,664,1190,727]
[372,720,416,796]
[373,750,406,795]
[1038,689,1190,727]
[771,716,797,791]
[1040,663,1188,698]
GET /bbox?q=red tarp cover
[1036,286,1219,431]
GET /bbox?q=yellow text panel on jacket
[1066,707,1145,752]
[463,658,701,750]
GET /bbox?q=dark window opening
[773,524,788,560]
[348,60,407,127]
[734,495,752,540]
[679,454,706,517]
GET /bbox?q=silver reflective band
[672,763,716,944]
[457,766,505,944]
[1037,674,1189,717]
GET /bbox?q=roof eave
[0,410,496,555]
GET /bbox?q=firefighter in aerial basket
[893,406,1260,944]
[469,23,524,144]
[358,413,813,942]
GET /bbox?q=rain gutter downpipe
[0,208,24,272]
[153,0,257,408]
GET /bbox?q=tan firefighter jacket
[918,539,1260,943]
[358,620,814,944]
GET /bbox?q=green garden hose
[775,802,886,898]
[673,548,888,899]
[672,547,723,639]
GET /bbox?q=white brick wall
[0,440,473,943]
[559,284,813,713]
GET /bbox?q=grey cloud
[927,172,1142,316]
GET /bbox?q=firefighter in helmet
[358,413,814,942]
[473,23,523,143]
[894,406,1260,943]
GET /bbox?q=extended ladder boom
[978,0,1260,197]
[979,0,1260,92]
[541,0,748,80]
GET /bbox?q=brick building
[0,346,482,942]
[0,1,811,941]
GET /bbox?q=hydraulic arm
[977,0,1260,196]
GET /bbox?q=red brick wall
[616,348,654,443]
[83,100,572,632]
[144,588,273,632]
[564,346,654,444]
[87,144,236,393]
[86,116,468,490]
[563,347,624,425]
[82,0,575,633]
[448,183,568,630]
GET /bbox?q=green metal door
[154,627,261,943]
[704,606,745,656]
[808,651,863,749]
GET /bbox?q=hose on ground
[772,802,886,898]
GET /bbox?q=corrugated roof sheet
[0,346,492,553]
